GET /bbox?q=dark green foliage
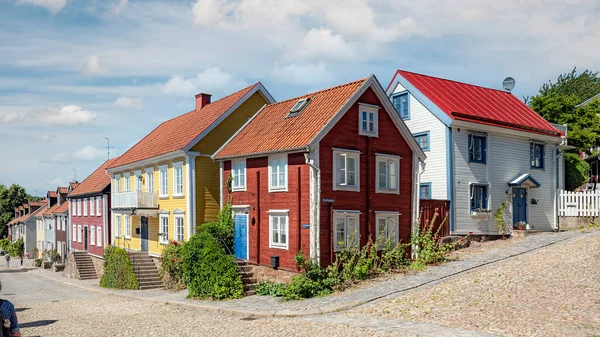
[537,68,600,102]
[99,246,139,289]
[0,184,41,238]
[254,281,286,297]
[181,231,243,300]
[197,203,234,253]
[0,238,10,251]
[565,153,590,191]
[410,213,461,268]
[159,241,185,290]
[34,258,42,267]
[7,238,24,257]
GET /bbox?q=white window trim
[77,225,82,243]
[231,158,247,192]
[333,211,360,252]
[77,199,81,216]
[96,197,101,217]
[114,215,121,238]
[174,214,184,243]
[358,103,379,137]
[158,165,169,198]
[134,170,142,192]
[72,224,76,241]
[268,154,288,192]
[115,175,121,192]
[172,162,184,197]
[90,197,95,216]
[90,225,96,246]
[332,149,360,192]
[269,210,289,249]
[145,168,154,193]
[124,215,131,239]
[83,198,88,216]
[159,214,169,244]
[375,154,400,194]
[375,212,400,243]
[124,172,131,192]
[96,227,102,247]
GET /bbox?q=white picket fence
[558,190,600,217]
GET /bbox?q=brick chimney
[195,93,212,111]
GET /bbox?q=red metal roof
[391,70,561,137]
[214,78,368,158]
[69,158,118,197]
[108,83,263,169]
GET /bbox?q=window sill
[469,161,486,165]
[159,241,169,245]
[333,185,360,192]
[269,244,288,250]
[124,236,131,240]
[172,195,185,199]
[159,196,169,199]
[268,188,288,193]
[530,167,545,171]
[376,189,399,195]
[358,131,378,137]
[232,187,246,192]
[470,211,491,219]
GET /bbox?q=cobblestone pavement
[350,230,600,337]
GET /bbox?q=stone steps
[129,252,162,290]
[236,260,258,296]
[73,251,97,280]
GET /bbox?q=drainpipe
[553,145,563,232]
[304,146,321,265]
[412,158,426,259]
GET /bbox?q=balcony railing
[112,191,159,209]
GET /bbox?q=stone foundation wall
[62,251,78,279]
[559,216,595,230]
[251,264,298,284]
[90,255,105,279]
[151,256,162,270]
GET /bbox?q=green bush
[7,238,24,258]
[565,153,590,191]
[159,241,185,290]
[99,246,139,289]
[34,258,42,267]
[181,231,243,300]
[198,204,234,253]
[411,212,462,268]
[254,281,286,297]
[0,238,10,251]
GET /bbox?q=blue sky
[1,0,599,196]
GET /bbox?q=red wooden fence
[419,199,450,237]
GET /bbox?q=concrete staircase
[73,251,97,280]
[236,260,257,296]
[128,252,162,290]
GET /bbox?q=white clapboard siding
[559,190,600,216]
[392,83,448,200]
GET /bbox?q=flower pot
[525,223,531,230]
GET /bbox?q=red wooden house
[213,75,426,271]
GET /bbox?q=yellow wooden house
[106,83,274,256]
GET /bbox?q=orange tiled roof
[68,158,118,197]
[18,206,24,211]
[58,187,69,194]
[108,83,262,169]
[21,206,47,222]
[53,202,69,214]
[48,191,57,198]
[42,203,59,216]
[29,201,46,207]
[214,78,368,158]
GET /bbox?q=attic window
[287,98,310,118]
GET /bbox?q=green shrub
[282,274,332,300]
[197,203,234,253]
[565,153,590,191]
[34,258,42,267]
[159,241,185,290]
[0,238,10,251]
[7,238,24,257]
[254,281,286,297]
[181,231,243,300]
[99,246,139,289]
[411,212,462,266]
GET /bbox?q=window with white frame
[90,197,95,216]
[96,227,102,247]
[83,198,88,216]
[358,103,378,137]
[333,149,360,191]
[61,216,65,231]
[72,224,76,241]
[96,197,101,216]
[71,200,75,215]
[376,154,400,194]
[90,226,95,246]
[173,162,184,196]
[375,213,399,243]
[269,211,288,249]
[115,215,121,238]
[77,199,81,216]
[134,170,142,191]
[232,159,246,191]
[174,214,184,242]
[77,225,82,243]
[124,216,131,239]
[146,168,154,192]
[268,155,287,192]
[470,184,489,212]
[333,211,360,251]
[159,214,169,244]
[125,173,132,192]
[115,175,121,192]
[159,166,168,197]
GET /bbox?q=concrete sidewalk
[30,230,595,318]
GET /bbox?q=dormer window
[287,98,310,118]
[358,103,379,137]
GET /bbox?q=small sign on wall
[302,223,310,229]
[322,198,335,203]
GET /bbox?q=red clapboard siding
[419,199,450,237]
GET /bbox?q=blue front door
[234,213,248,260]
[512,188,527,224]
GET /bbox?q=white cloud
[86,54,102,73]
[192,0,230,26]
[47,178,66,186]
[111,0,128,16]
[272,63,335,87]
[51,145,107,164]
[291,27,355,61]
[18,0,67,14]
[114,96,143,110]
[162,67,248,97]
[0,105,96,125]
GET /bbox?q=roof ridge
[398,69,511,94]
[267,78,368,107]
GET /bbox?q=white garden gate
[558,190,600,217]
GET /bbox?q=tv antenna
[102,136,113,160]
[503,77,516,92]
[72,168,77,181]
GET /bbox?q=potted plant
[514,221,527,230]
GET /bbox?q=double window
[90,226,95,246]
[160,214,169,244]
[96,197,101,216]
[124,216,131,239]
[358,104,378,137]
[159,166,169,197]
[173,162,184,196]
[470,184,489,212]
[530,142,544,169]
[268,154,287,192]
[333,212,359,251]
[392,92,409,120]
[413,132,430,151]
[333,149,360,192]
[124,173,131,192]
[376,154,399,194]
[375,213,399,243]
[114,215,121,238]
[146,169,154,192]
[96,227,102,247]
[269,211,288,249]
[232,159,246,191]
[420,183,432,199]
[468,134,487,164]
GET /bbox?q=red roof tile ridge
[397,69,511,94]
[267,78,368,108]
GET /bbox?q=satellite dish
[503,77,516,92]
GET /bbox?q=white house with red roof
[387,70,566,234]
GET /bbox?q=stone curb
[29,230,596,318]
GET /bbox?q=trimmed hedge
[182,231,243,300]
[99,246,139,289]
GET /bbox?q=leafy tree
[0,184,41,238]
[565,153,590,191]
[537,68,600,103]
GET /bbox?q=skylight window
[287,98,310,118]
